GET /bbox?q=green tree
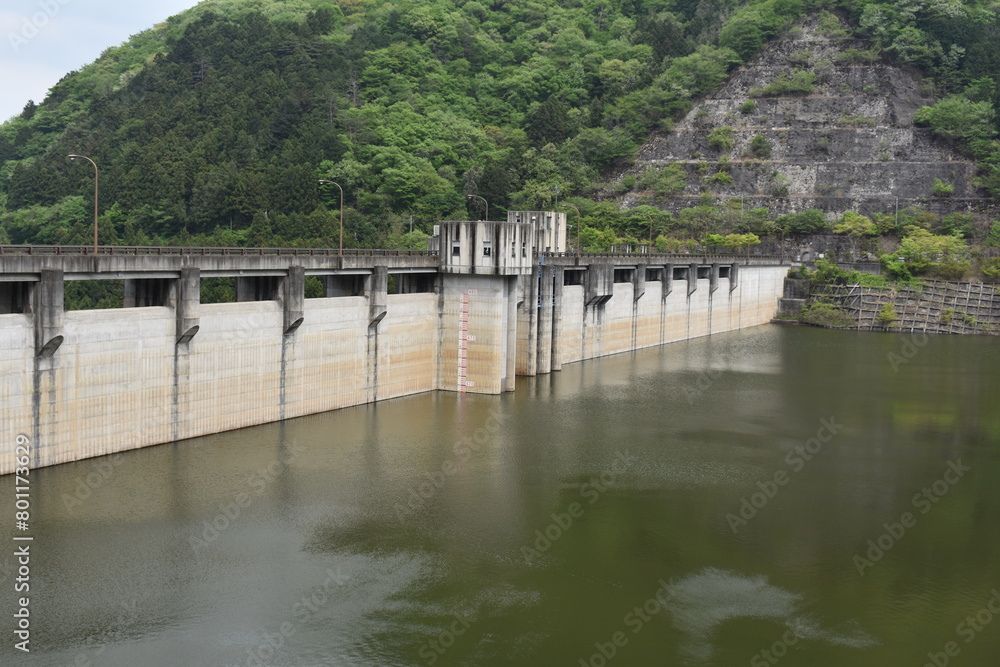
[914,96,997,143]
[777,209,829,235]
[882,229,970,279]
[834,211,877,257]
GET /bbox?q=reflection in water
[666,567,876,662]
[2,326,999,666]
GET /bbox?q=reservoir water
[3,325,999,666]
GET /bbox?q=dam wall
[519,263,788,371]
[2,292,441,471]
[0,244,788,474]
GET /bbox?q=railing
[541,251,787,262]
[0,245,787,263]
[0,245,437,257]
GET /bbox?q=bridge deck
[0,245,787,280]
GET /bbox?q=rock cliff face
[621,14,994,219]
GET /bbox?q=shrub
[810,258,849,284]
[800,301,856,328]
[750,71,818,97]
[707,127,735,152]
[709,170,733,185]
[940,308,954,325]
[750,134,772,158]
[931,179,954,197]
[836,48,879,64]
[656,163,688,196]
[849,271,888,288]
[771,174,791,197]
[876,303,898,329]
[740,99,756,115]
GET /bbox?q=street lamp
[466,194,488,222]
[561,203,581,258]
[318,180,344,256]
[68,154,99,255]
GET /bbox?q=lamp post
[318,180,344,256]
[561,203,581,258]
[69,154,99,255]
[466,194,488,222]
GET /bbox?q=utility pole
[69,155,99,255]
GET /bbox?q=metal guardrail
[541,252,787,262]
[0,245,786,262]
[0,245,437,257]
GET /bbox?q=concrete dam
[0,212,788,474]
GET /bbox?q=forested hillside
[0,0,998,252]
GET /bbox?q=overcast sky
[1,0,203,123]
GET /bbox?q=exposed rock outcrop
[621,13,996,219]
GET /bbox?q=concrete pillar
[281,266,305,334]
[33,269,64,357]
[537,266,554,375]
[585,264,613,306]
[551,267,563,372]
[176,267,200,344]
[505,276,518,392]
[124,279,138,308]
[367,266,388,326]
[710,263,720,293]
[687,263,698,296]
[633,264,646,301]
[525,267,539,376]
[663,263,674,299]
[730,263,740,291]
